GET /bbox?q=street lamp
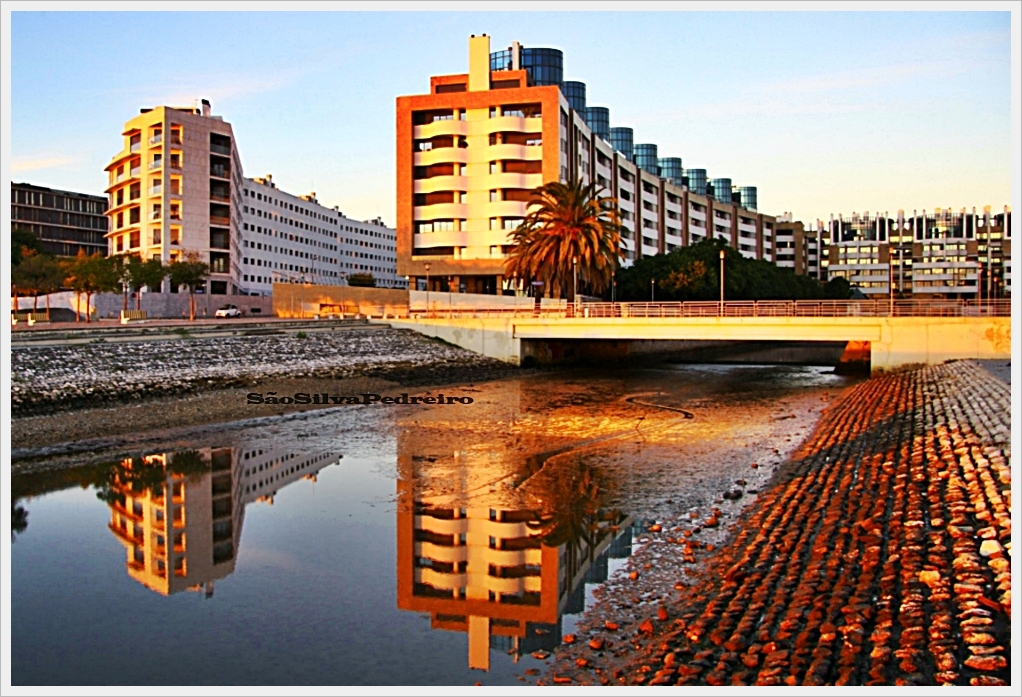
[651,277,655,302]
[719,249,726,316]
[424,263,431,317]
[572,257,578,315]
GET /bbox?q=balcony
[210,193,230,203]
[171,135,183,146]
[149,186,162,196]
[210,142,231,156]
[149,160,163,171]
[149,134,163,146]
[169,211,181,221]
[210,215,230,226]
[130,142,141,153]
[169,160,183,170]
[130,165,141,177]
[210,166,230,179]
[149,211,162,221]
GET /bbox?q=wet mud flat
[547,360,1011,686]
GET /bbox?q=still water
[10,364,850,685]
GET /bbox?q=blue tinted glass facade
[490,49,513,72]
[658,157,683,186]
[562,81,586,114]
[709,178,733,204]
[585,107,610,140]
[609,127,634,161]
[634,144,659,175]
[683,169,707,196]
[736,186,757,211]
[520,47,563,86]
[490,46,563,86]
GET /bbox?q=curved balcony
[485,576,529,595]
[474,200,530,219]
[417,542,469,563]
[416,516,469,536]
[416,567,467,590]
[413,203,469,221]
[467,172,542,191]
[480,143,543,163]
[414,119,470,140]
[413,175,468,195]
[414,148,470,168]
[105,166,142,194]
[481,115,543,134]
[414,230,513,249]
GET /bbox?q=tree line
[11,229,212,322]
[501,180,851,302]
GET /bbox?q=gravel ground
[10,327,516,417]
[544,360,1011,686]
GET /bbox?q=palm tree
[504,179,622,300]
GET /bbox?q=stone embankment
[548,360,1011,686]
[10,327,515,416]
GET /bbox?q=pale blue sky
[9,10,1013,225]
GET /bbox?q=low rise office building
[12,182,108,257]
[396,35,775,295]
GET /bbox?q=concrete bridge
[385,300,1011,373]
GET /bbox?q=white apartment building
[240,175,404,295]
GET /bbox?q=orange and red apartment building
[397,34,777,296]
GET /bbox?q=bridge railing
[407,299,1011,320]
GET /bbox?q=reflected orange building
[106,444,337,596]
[396,446,631,670]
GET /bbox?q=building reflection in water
[104,445,338,597]
[396,447,632,671]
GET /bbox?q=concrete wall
[23,291,273,320]
[273,283,409,318]
[387,317,522,364]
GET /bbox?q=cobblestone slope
[549,361,1011,686]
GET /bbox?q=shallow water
[10,364,851,686]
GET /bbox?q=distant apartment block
[11,182,108,257]
[396,35,775,296]
[775,213,825,281]
[820,207,1011,298]
[241,175,403,294]
[105,100,402,295]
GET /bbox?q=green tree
[62,251,119,323]
[134,257,168,309]
[617,237,835,302]
[11,228,43,266]
[13,250,65,318]
[347,272,376,287]
[504,179,622,300]
[116,254,167,311]
[168,253,209,321]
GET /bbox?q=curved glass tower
[709,178,733,204]
[633,144,659,175]
[521,47,563,86]
[658,157,683,186]
[609,127,634,162]
[585,107,610,140]
[489,46,563,86]
[562,81,586,115]
[735,186,758,211]
[683,169,707,196]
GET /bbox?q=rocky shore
[10,326,519,417]
[546,360,1011,686]
[11,327,525,459]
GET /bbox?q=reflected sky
[10,364,849,685]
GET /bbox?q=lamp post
[650,277,655,302]
[448,275,453,318]
[424,263,431,317]
[572,257,578,316]
[719,248,726,316]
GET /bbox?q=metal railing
[406,299,1012,320]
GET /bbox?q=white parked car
[215,304,242,318]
